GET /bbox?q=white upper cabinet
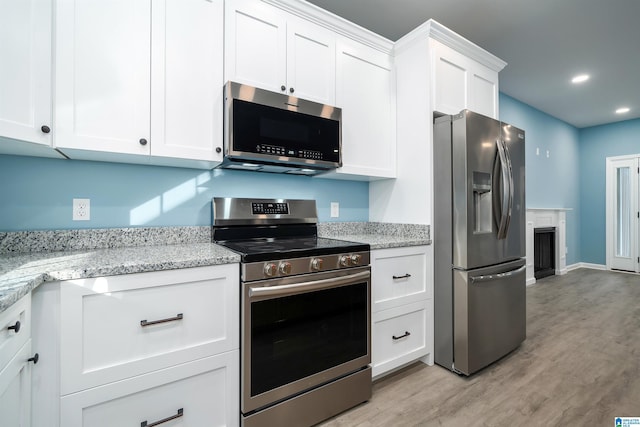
[0,0,57,156]
[225,0,336,105]
[150,0,224,163]
[431,39,499,119]
[55,0,151,157]
[325,39,395,180]
[55,0,223,167]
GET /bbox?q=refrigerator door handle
[470,265,526,284]
[495,139,511,239]
[502,139,515,236]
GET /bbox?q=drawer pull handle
[140,313,183,327]
[7,320,21,333]
[392,274,412,280]
[141,408,183,427]
[392,331,411,340]
[28,353,39,364]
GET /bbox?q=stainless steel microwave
[219,81,342,175]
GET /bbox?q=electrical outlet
[330,202,339,218]
[73,198,91,221]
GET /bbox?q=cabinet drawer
[372,246,430,311]
[60,264,239,394]
[0,294,30,371]
[61,350,239,427]
[372,300,429,378]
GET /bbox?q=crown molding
[264,0,394,54]
[394,19,507,71]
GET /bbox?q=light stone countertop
[0,222,431,315]
[0,243,240,314]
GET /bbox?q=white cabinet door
[0,0,52,146]
[225,0,287,94]
[468,61,499,119]
[432,39,499,119]
[286,18,336,104]
[55,0,151,156]
[150,0,224,163]
[0,341,32,427]
[332,39,395,179]
[59,265,238,394]
[60,351,239,427]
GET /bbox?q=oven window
[250,282,367,397]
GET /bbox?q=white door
[0,0,52,145]
[55,0,151,156]
[606,156,639,272]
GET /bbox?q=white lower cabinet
[60,350,238,427]
[372,300,429,377]
[0,341,32,427]
[370,246,433,378]
[32,264,240,427]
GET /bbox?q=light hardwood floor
[320,268,640,426]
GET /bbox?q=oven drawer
[0,294,30,372]
[372,300,430,378]
[60,350,239,427]
[371,246,430,312]
[59,265,238,394]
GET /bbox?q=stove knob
[279,261,292,275]
[264,263,277,277]
[311,258,324,271]
[350,254,362,265]
[339,255,350,267]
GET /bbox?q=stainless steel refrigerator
[433,109,526,376]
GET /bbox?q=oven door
[242,266,371,415]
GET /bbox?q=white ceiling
[306,0,640,128]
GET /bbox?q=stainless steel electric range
[212,197,372,427]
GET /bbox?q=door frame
[605,154,639,272]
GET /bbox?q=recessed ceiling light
[571,74,590,84]
[616,107,630,114]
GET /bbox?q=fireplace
[534,227,556,279]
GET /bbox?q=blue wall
[579,119,640,264]
[0,155,368,231]
[499,93,581,265]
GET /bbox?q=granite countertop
[0,222,431,315]
[318,222,431,249]
[0,243,240,314]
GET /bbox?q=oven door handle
[249,270,370,298]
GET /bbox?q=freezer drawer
[453,259,526,375]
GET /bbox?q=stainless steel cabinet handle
[141,408,183,427]
[471,265,526,284]
[140,313,183,327]
[392,274,412,280]
[392,331,411,340]
[249,270,370,298]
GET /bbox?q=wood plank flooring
[320,268,640,426]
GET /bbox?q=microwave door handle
[495,139,510,239]
[249,270,370,298]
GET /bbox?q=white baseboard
[566,262,607,271]
[526,278,536,286]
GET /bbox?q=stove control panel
[242,251,371,281]
[251,202,289,215]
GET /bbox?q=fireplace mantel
[525,208,571,285]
